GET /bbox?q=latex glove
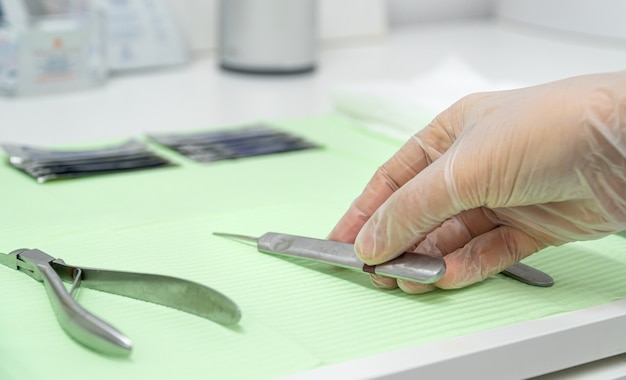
[328,71,626,294]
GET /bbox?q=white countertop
[4,19,626,146]
[2,19,626,378]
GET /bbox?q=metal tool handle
[258,233,446,284]
[15,249,132,356]
[217,232,554,287]
[369,253,446,284]
[501,262,554,287]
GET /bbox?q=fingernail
[371,274,397,289]
[354,224,380,264]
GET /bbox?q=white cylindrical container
[218,0,316,74]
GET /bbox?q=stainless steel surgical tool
[0,248,241,356]
[214,232,554,287]
[215,232,446,283]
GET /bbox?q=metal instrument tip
[213,232,259,243]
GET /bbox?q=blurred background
[2,0,626,145]
[168,0,626,56]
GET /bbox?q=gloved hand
[328,71,626,294]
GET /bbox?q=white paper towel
[332,56,526,140]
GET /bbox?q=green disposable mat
[1,114,625,379]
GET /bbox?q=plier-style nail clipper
[0,248,241,356]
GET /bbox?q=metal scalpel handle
[501,262,554,287]
[215,232,553,287]
[257,232,447,284]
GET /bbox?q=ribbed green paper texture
[1,114,625,379]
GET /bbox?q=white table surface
[2,19,626,379]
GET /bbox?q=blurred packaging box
[0,0,188,96]
[100,0,188,71]
[0,0,106,96]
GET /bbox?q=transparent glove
[328,71,626,294]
